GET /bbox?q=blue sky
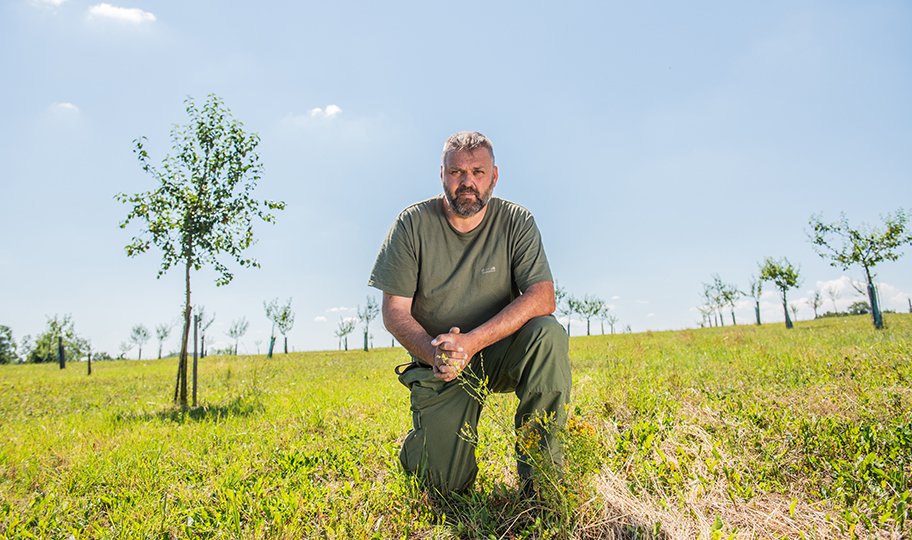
[2,1,910,357]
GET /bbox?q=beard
[444,184,494,217]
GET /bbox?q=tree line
[698,210,912,330]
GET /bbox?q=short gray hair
[441,131,495,165]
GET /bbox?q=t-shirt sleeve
[368,213,419,298]
[512,213,553,292]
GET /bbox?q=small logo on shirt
[481,266,496,275]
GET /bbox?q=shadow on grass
[428,484,670,540]
[113,395,265,424]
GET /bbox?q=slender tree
[155,322,173,359]
[335,318,356,351]
[197,308,215,358]
[606,312,619,334]
[226,317,249,355]
[555,284,574,334]
[808,289,823,319]
[789,302,800,323]
[264,298,278,358]
[759,257,801,329]
[808,210,911,329]
[130,324,151,360]
[747,275,763,325]
[713,274,741,326]
[0,326,17,365]
[357,296,380,352]
[275,299,295,354]
[574,295,604,336]
[117,94,285,407]
[825,285,839,315]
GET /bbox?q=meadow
[0,314,910,539]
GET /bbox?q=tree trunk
[57,336,65,369]
[138,346,142,361]
[865,267,883,329]
[730,309,736,326]
[267,335,275,358]
[782,295,793,329]
[200,334,206,358]
[176,259,192,408]
[565,319,571,335]
[754,301,761,325]
[284,335,288,354]
[192,314,199,407]
[158,343,163,360]
[87,349,92,376]
[344,336,348,351]
[586,318,591,336]
[363,330,368,352]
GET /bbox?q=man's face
[440,148,498,218]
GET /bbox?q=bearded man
[368,131,571,495]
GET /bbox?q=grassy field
[1,314,910,539]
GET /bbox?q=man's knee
[517,315,568,350]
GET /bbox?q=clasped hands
[430,327,478,382]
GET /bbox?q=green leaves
[808,210,912,272]
[117,93,284,286]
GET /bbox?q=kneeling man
[368,131,571,494]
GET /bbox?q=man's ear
[492,164,499,187]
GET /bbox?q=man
[368,131,571,495]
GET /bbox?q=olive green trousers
[397,315,571,494]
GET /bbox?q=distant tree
[567,296,585,335]
[759,257,801,329]
[597,304,614,335]
[116,94,285,407]
[713,275,741,326]
[847,300,871,315]
[555,284,574,334]
[335,318,356,351]
[789,302,800,323]
[0,325,16,364]
[808,289,823,319]
[264,299,279,358]
[573,295,604,336]
[264,298,294,355]
[197,307,215,358]
[226,317,249,355]
[605,312,619,335]
[27,315,89,364]
[357,296,379,351]
[701,282,722,327]
[130,324,151,360]
[696,304,713,328]
[253,339,262,354]
[808,210,911,329]
[825,284,840,314]
[275,301,295,354]
[118,341,132,360]
[155,322,173,359]
[747,275,763,325]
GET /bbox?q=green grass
[1,314,910,538]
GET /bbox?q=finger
[449,327,461,334]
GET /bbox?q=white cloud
[328,306,352,313]
[314,316,327,322]
[49,101,80,113]
[309,104,342,119]
[611,295,621,300]
[88,3,156,24]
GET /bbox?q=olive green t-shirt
[368,196,553,338]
